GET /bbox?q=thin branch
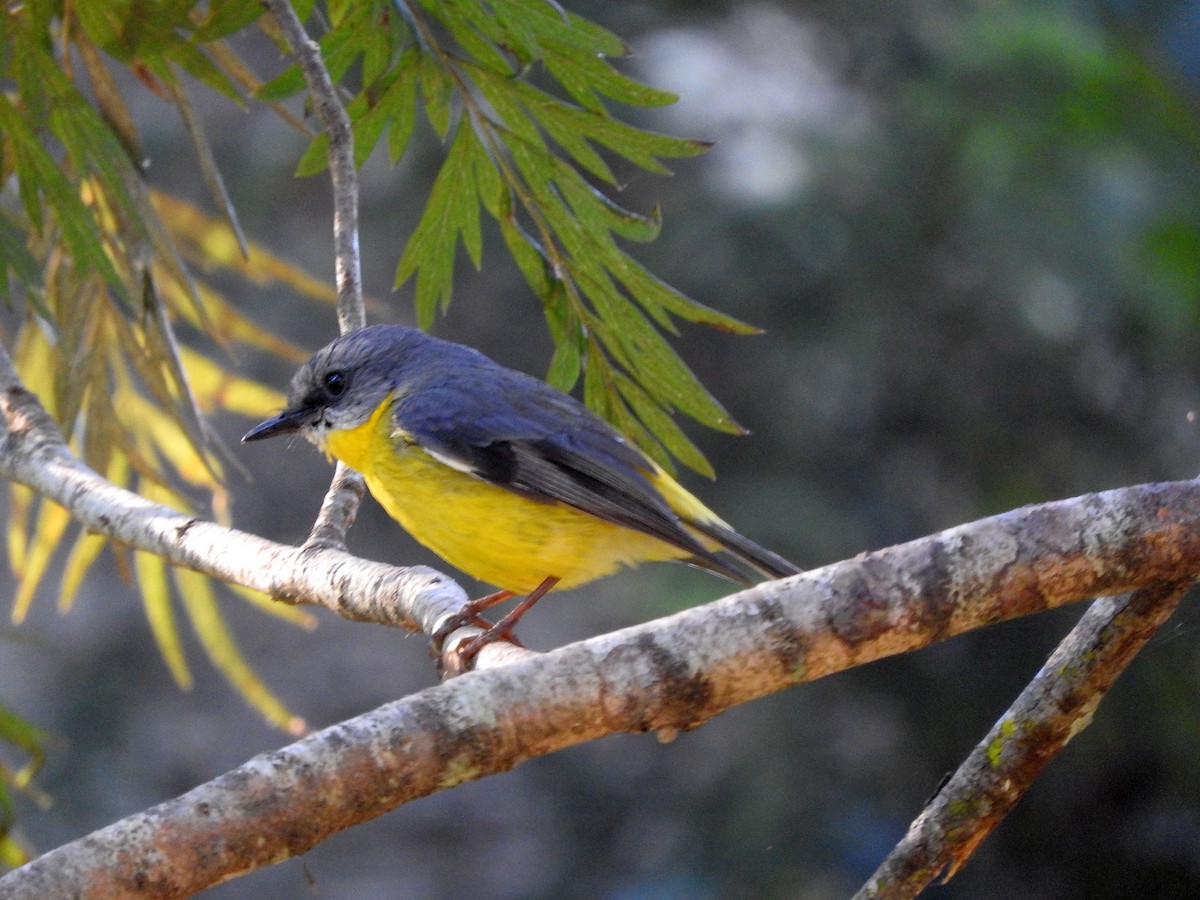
[856,580,1191,899]
[260,0,366,552]
[260,0,363,332]
[165,67,248,258]
[302,461,367,550]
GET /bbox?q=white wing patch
[421,444,478,476]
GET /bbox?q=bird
[243,324,798,658]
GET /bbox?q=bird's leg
[430,588,516,655]
[459,588,518,627]
[453,576,561,664]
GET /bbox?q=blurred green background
[6,1,1200,896]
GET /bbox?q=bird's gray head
[242,324,431,448]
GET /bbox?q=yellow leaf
[0,834,29,868]
[120,389,222,492]
[178,346,286,417]
[13,323,59,420]
[159,274,309,362]
[7,483,34,577]
[133,550,192,689]
[172,569,305,734]
[57,531,108,614]
[58,452,132,612]
[11,499,71,625]
[227,582,317,630]
[151,191,335,302]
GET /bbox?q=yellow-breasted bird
[243,324,798,653]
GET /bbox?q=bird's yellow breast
[323,399,695,592]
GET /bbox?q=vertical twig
[260,0,367,549]
[856,580,1192,899]
[260,0,363,332]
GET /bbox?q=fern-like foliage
[264,0,754,474]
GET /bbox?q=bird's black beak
[241,405,315,442]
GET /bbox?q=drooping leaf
[192,0,266,43]
[0,703,45,780]
[10,498,70,625]
[58,530,109,615]
[133,548,193,690]
[172,568,304,734]
[227,583,318,629]
[395,122,486,326]
[152,191,334,307]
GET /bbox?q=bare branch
[302,461,366,551]
[856,580,1190,899]
[260,0,366,551]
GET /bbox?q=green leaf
[615,372,714,478]
[360,16,396,90]
[541,285,583,390]
[0,703,47,763]
[395,123,486,325]
[255,63,305,102]
[319,1,377,85]
[385,64,420,162]
[513,84,616,183]
[291,0,318,22]
[193,0,266,43]
[3,40,134,295]
[491,0,627,57]
[498,213,553,299]
[417,51,455,138]
[0,213,39,304]
[469,65,549,147]
[352,58,418,167]
[152,37,242,103]
[72,0,129,56]
[581,269,743,433]
[542,40,680,112]
[264,0,738,470]
[295,132,331,177]
[431,2,518,76]
[546,155,662,243]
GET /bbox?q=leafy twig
[856,581,1191,898]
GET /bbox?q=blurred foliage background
[5,0,1200,897]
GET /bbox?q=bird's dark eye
[322,370,348,397]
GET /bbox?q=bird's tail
[689,518,801,582]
